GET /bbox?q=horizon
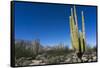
[14,2,97,48]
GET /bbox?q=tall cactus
[69,6,86,61]
[81,11,86,52]
[32,39,40,57]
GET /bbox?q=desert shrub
[47,56,60,64]
[92,46,97,52]
[45,45,71,57]
[15,41,36,59]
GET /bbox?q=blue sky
[14,2,97,47]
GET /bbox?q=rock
[88,59,92,62]
[77,58,81,62]
[16,51,97,66]
[82,56,88,62]
[22,60,32,66]
[65,58,71,63]
[72,59,77,63]
[30,60,43,65]
[32,60,42,63]
[92,56,97,61]
[15,57,32,66]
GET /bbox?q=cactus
[32,39,40,57]
[69,6,86,61]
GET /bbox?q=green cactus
[69,6,86,61]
